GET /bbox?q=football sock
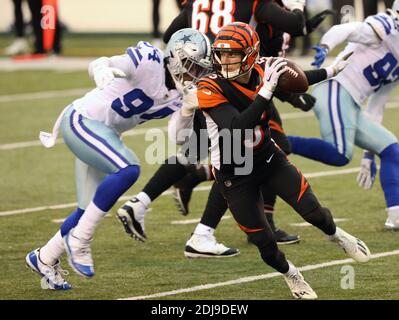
[73,201,105,240]
[142,156,188,201]
[288,136,349,166]
[379,143,399,208]
[200,181,228,229]
[284,261,299,277]
[194,223,215,236]
[136,192,152,208]
[40,231,65,266]
[60,207,85,237]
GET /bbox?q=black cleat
[116,198,147,242]
[274,229,300,245]
[173,187,193,216]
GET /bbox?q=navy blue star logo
[181,34,192,43]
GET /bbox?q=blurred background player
[25,28,212,290]
[152,0,184,48]
[288,0,399,229]
[5,0,29,55]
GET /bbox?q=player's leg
[288,80,357,166]
[60,107,140,277]
[265,151,370,263]
[262,119,300,244]
[116,154,189,241]
[26,158,105,289]
[184,181,239,258]
[218,171,316,299]
[173,164,212,215]
[355,112,399,229]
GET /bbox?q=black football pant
[200,103,290,229]
[214,149,336,273]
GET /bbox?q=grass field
[1,36,399,300]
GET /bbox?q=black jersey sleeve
[204,96,271,130]
[304,69,328,85]
[163,7,189,43]
[255,1,306,36]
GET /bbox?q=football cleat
[184,233,240,258]
[116,197,147,242]
[283,268,318,300]
[5,38,29,56]
[247,228,300,245]
[385,207,399,230]
[172,187,193,216]
[25,248,72,290]
[327,227,370,263]
[274,229,301,245]
[63,229,94,278]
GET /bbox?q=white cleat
[327,227,370,263]
[116,197,147,242]
[283,270,318,300]
[63,229,94,278]
[385,207,399,230]
[5,38,29,55]
[184,233,240,258]
[26,248,72,290]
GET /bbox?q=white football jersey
[334,13,399,105]
[72,41,182,135]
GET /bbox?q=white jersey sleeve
[365,13,397,41]
[72,41,182,135]
[321,21,380,51]
[168,109,195,145]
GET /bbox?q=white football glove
[357,151,377,190]
[93,66,126,90]
[282,0,306,11]
[325,51,353,78]
[176,82,199,117]
[259,57,288,100]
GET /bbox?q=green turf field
[1,48,399,300]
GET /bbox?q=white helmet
[388,0,399,20]
[164,28,212,92]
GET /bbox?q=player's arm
[255,0,306,36]
[88,55,130,89]
[312,19,382,68]
[163,7,189,43]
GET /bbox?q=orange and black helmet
[212,22,260,80]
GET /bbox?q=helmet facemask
[165,29,212,93]
[388,0,399,20]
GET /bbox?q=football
[268,57,309,93]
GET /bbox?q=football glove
[311,45,329,68]
[93,66,126,90]
[306,9,336,34]
[176,82,199,117]
[281,0,305,11]
[357,151,377,190]
[325,51,353,78]
[259,58,288,100]
[287,93,316,112]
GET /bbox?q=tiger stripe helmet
[212,22,260,80]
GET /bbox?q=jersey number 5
[192,0,235,36]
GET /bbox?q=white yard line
[119,249,399,300]
[291,218,350,227]
[0,88,90,103]
[0,167,361,217]
[171,216,231,225]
